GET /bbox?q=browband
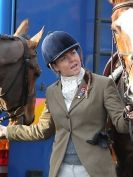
[113,1,133,13]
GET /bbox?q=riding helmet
[41,31,80,67]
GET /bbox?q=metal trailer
[0,0,112,177]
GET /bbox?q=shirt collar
[61,67,85,86]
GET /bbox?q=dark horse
[0,19,44,125]
[103,1,133,177]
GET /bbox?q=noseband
[0,35,33,122]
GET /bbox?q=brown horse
[103,1,133,177]
[0,19,44,125]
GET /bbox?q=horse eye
[111,27,118,35]
[111,22,121,34]
[35,68,42,77]
[112,29,117,34]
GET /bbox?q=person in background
[0,31,133,177]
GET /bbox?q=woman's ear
[51,63,59,72]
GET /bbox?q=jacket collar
[53,70,93,113]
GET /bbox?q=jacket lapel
[53,71,93,113]
[69,71,93,112]
[53,81,68,113]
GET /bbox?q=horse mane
[109,0,131,5]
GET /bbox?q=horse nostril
[124,85,133,104]
[131,55,133,60]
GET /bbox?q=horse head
[110,0,133,104]
[0,19,44,125]
[102,2,133,177]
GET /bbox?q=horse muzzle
[124,85,133,104]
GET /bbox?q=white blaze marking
[115,8,133,50]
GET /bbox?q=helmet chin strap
[78,45,84,67]
[48,63,53,69]
[49,63,56,72]
[49,63,60,77]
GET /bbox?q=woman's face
[52,49,81,77]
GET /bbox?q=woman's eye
[60,56,66,61]
[71,50,76,55]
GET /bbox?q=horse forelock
[110,0,132,5]
[0,38,24,66]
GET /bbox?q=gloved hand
[124,105,133,120]
[0,125,7,138]
[127,112,133,119]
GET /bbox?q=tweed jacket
[7,71,128,177]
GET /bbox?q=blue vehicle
[0,1,112,177]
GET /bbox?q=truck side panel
[0,1,112,177]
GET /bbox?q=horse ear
[109,0,124,5]
[109,0,115,4]
[30,26,45,48]
[14,19,29,36]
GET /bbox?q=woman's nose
[67,54,75,62]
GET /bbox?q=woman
[0,31,132,177]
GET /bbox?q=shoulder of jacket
[92,72,111,81]
[91,73,113,88]
[47,79,60,91]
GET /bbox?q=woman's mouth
[71,64,78,70]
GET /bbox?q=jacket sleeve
[104,78,128,133]
[7,105,55,141]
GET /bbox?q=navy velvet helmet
[41,31,80,67]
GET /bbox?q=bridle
[111,1,133,140]
[112,1,133,100]
[113,1,133,12]
[0,35,36,123]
